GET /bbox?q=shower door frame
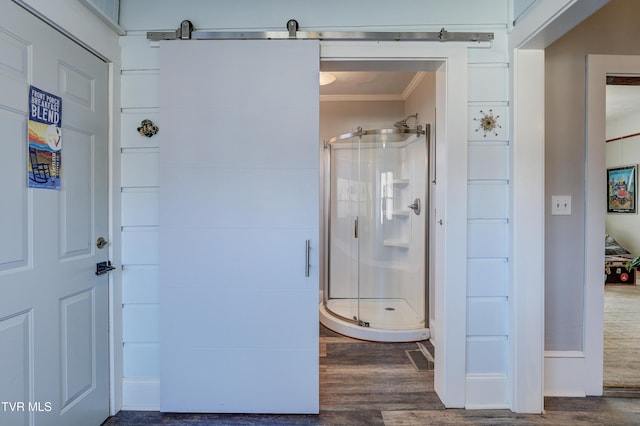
[324,127,430,332]
[325,130,362,328]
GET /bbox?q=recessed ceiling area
[320,71,418,97]
[319,60,442,101]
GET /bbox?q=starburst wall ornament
[474,109,501,137]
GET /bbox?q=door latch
[96,261,116,276]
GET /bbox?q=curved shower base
[319,301,430,342]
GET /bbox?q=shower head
[393,113,418,130]
[394,121,409,130]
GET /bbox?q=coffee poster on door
[27,85,62,189]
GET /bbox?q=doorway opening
[603,77,640,393]
[319,60,440,344]
[584,55,640,397]
[315,41,469,407]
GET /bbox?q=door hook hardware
[179,20,194,40]
[287,19,299,38]
[408,198,421,215]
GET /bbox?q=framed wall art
[607,165,636,214]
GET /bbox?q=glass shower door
[356,132,425,329]
[326,127,427,333]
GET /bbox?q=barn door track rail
[147,19,494,42]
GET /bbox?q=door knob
[96,237,108,249]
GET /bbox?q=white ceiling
[318,60,439,101]
[320,71,417,98]
[606,85,640,121]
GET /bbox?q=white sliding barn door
[0,2,110,425]
[159,40,319,413]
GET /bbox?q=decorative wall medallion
[137,119,159,137]
[474,109,501,137]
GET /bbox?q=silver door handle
[305,239,310,277]
[354,216,359,239]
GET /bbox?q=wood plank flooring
[319,325,441,413]
[102,325,640,425]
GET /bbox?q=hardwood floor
[319,325,441,413]
[102,325,640,425]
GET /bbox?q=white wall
[465,38,511,409]
[606,113,640,256]
[119,34,161,409]
[543,0,640,398]
[545,0,640,352]
[119,0,508,32]
[118,0,513,410]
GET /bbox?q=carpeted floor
[604,284,640,388]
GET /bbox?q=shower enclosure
[320,116,430,342]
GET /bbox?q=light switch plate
[551,195,571,215]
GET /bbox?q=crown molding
[320,94,405,102]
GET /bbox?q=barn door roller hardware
[147,19,494,42]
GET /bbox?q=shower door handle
[354,217,359,239]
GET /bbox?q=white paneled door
[0,2,110,426]
[160,40,319,413]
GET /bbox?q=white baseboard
[465,374,508,409]
[122,378,160,411]
[544,351,586,397]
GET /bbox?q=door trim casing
[545,54,640,398]
[583,54,640,395]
